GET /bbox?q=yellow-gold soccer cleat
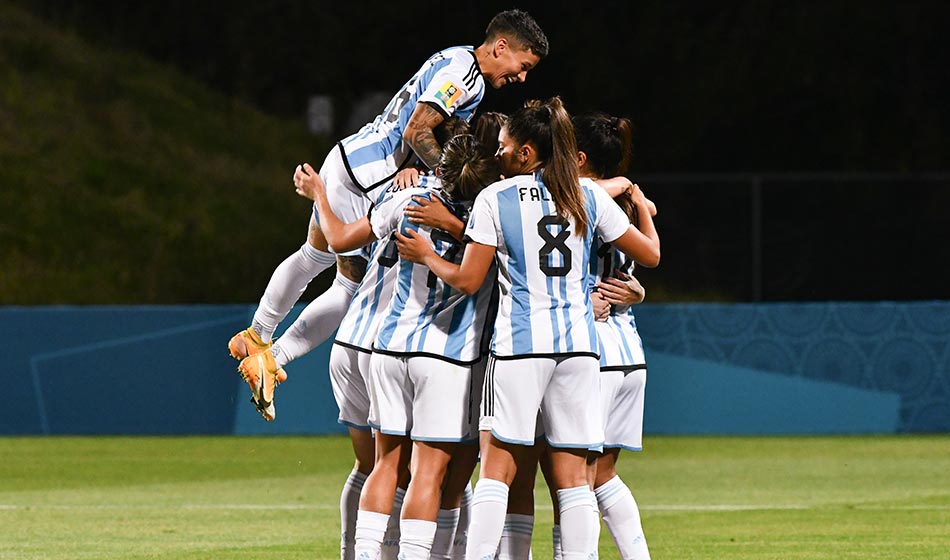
[228,327,271,361]
[237,349,288,422]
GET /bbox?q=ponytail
[508,97,587,235]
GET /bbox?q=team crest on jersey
[435,81,463,110]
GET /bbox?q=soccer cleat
[228,327,270,361]
[237,348,288,422]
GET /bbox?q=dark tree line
[13,0,950,301]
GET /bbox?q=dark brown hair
[485,10,549,58]
[473,111,508,154]
[506,96,587,235]
[439,134,499,202]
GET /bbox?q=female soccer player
[543,112,655,560]
[228,10,548,421]
[395,97,659,559]
[296,133,500,560]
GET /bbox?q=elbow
[460,282,480,296]
[642,248,661,269]
[457,276,485,296]
[323,231,341,253]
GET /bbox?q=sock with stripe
[497,513,534,559]
[464,478,509,560]
[340,469,367,560]
[596,475,650,560]
[379,487,405,560]
[451,482,473,559]
[430,508,460,559]
[557,486,599,560]
[552,524,563,560]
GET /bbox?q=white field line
[2,503,948,511]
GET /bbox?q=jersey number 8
[537,215,572,277]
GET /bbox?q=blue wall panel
[2,302,947,435]
[633,302,950,433]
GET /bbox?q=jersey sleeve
[463,190,498,247]
[371,190,415,240]
[592,184,632,243]
[417,58,479,119]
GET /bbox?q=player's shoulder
[434,46,476,62]
[376,184,428,215]
[474,176,522,202]
[429,47,480,81]
[580,177,602,196]
[580,177,615,204]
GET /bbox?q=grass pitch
[1,435,948,559]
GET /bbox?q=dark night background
[4,1,949,303]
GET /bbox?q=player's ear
[520,144,532,163]
[493,37,508,58]
[577,151,588,168]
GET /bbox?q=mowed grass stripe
[1,435,948,559]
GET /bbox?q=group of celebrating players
[225,9,659,560]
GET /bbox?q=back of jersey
[373,185,493,365]
[465,174,630,358]
[339,46,485,198]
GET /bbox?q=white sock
[270,272,359,367]
[251,243,336,342]
[557,486,599,560]
[596,476,650,560]
[552,525,563,560]
[464,479,509,560]
[451,483,473,560]
[379,487,405,560]
[430,508,460,559]
[354,509,389,560]
[397,518,437,560]
[498,513,534,559]
[341,470,367,560]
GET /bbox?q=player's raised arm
[293,163,375,254]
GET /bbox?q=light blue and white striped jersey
[333,181,419,352]
[590,224,647,369]
[333,235,399,353]
[339,46,485,200]
[372,181,494,365]
[465,174,631,358]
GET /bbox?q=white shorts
[369,353,474,442]
[483,355,604,449]
[600,367,647,452]
[316,144,372,257]
[328,343,373,430]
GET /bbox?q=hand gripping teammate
[395,97,660,560]
[542,112,656,560]
[227,10,549,421]
[295,118,470,560]
[296,132,499,560]
[405,111,652,559]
